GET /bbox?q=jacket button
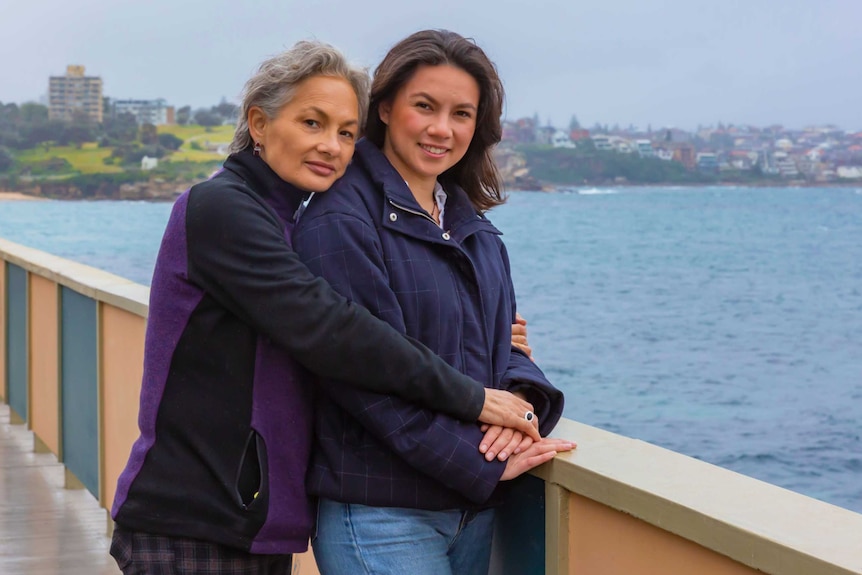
[389,213,397,222]
[442,232,451,240]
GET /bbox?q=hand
[500,438,576,481]
[512,313,533,361]
[478,425,534,461]
[479,388,541,442]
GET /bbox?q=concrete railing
[2,237,861,575]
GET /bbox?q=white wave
[578,187,618,195]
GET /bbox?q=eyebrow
[410,92,478,111]
[302,106,359,126]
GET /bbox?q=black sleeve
[184,182,484,421]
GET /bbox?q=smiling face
[248,75,360,193]
[379,64,480,192]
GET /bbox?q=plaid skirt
[110,525,293,575]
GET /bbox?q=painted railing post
[59,286,100,495]
[6,263,28,425]
[0,260,6,402]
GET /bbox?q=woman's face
[249,75,359,193]
[379,64,480,189]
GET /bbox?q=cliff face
[494,146,544,190]
[8,179,187,201]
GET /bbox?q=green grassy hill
[15,143,123,175]
[8,124,233,177]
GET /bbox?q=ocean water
[2,186,861,513]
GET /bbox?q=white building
[837,166,862,179]
[551,130,575,149]
[141,156,159,170]
[114,98,173,125]
[635,139,654,157]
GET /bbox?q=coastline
[0,191,47,201]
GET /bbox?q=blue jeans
[312,498,495,575]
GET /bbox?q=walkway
[0,405,119,574]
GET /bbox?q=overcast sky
[2,0,860,131]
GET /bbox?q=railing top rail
[0,238,148,318]
[537,419,862,575]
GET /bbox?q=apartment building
[113,98,175,125]
[49,65,104,123]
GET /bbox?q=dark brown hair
[366,30,506,211]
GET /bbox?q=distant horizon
[3,91,858,136]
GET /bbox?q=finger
[518,412,541,442]
[480,424,489,433]
[536,438,576,453]
[479,425,504,454]
[514,434,533,455]
[512,334,528,345]
[497,431,523,461]
[515,313,527,326]
[486,427,515,461]
[512,325,527,338]
[513,343,533,358]
[519,449,558,472]
[479,389,541,442]
[502,448,557,480]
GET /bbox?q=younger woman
[294,30,573,575]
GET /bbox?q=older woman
[293,31,573,575]
[109,40,539,574]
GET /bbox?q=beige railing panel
[29,275,60,455]
[100,304,146,509]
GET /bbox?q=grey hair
[229,40,370,154]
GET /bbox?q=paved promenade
[0,405,119,574]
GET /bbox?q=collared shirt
[433,181,448,229]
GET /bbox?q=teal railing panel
[489,474,546,574]
[60,287,99,497]
[6,263,28,423]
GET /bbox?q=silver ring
[524,411,535,422]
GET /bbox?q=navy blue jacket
[294,139,564,510]
[111,150,494,554]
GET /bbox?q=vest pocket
[236,429,265,510]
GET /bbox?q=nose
[427,114,453,138]
[316,130,342,157]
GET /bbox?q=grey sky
[2,0,860,131]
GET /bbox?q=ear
[378,100,392,126]
[248,106,268,144]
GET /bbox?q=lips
[419,144,448,156]
[305,161,336,176]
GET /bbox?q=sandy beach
[0,192,45,201]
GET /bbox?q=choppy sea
[1,185,861,513]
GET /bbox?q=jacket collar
[353,139,501,240]
[222,148,308,224]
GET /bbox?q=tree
[140,123,158,145]
[158,133,184,150]
[20,102,48,123]
[213,98,238,122]
[103,112,139,144]
[0,146,14,172]
[569,115,581,131]
[176,105,191,126]
[194,109,222,128]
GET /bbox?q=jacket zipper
[388,199,447,230]
[389,197,494,384]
